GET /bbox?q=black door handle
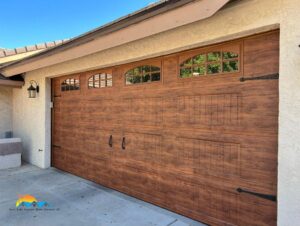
[237,188,277,202]
[109,135,113,147]
[122,137,126,150]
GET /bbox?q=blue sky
[0,0,159,49]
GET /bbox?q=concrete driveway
[0,164,206,226]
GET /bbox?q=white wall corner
[44,77,52,168]
[278,0,300,225]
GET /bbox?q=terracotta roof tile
[36,43,46,49]
[54,40,63,45]
[4,49,16,56]
[0,39,70,58]
[45,42,55,48]
[15,47,26,54]
[25,45,37,51]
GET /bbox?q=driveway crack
[167,219,178,226]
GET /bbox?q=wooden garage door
[52,31,279,226]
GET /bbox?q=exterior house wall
[12,76,51,169]
[0,87,12,138]
[11,0,300,225]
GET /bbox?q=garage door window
[61,78,80,91]
[180,51,239,78]
[88,73,112,89]
[125,65,161,85]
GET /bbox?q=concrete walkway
[0,164,206,226]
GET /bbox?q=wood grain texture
[51,30,279,226]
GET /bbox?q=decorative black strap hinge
[52,145,61,148]
[240,73,279,82]
[237,188,277,202]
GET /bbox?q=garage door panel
[60,99,84,115]
[241,94,279,117]
[154,173,196,213]
[125,132,162,163]
[240,146,277,170]
[172,135,277,190]
[85,158,112,187]
[161,138,209,179]
[52,31,279,226]
[162,93,278,134]
[169,179,197,215]
[118,132,162,172]
[126,167,158,198]
[168,137,241,179]
[109,163,125,190]
[52,130,61,147]
[243,32,279,78]
[157,171,275,226]
[243,170,275,188]
[159,174,239,226]
[52,147,65,169]
[163,127,277,145]
[206,188,238,225]
[122,98,163,126]
[240,154,277,174]
[81,116,115,129]
[239,92,279,133]
[52,79,61,95]
[240,116,278,134]
[177,94,240,126]
[82,99,121,127]
[60,134,80,151]
[161,131,276,176]
[60,107,82,128]
[162,56,178,86]
[52,109,62,144]
[163,93,241,128]
[82,129,114,161]
[160,132,277,192]
[63,149,87,177]
[53,98,61,112]
[238,195,277,226]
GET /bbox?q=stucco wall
[277,0,300,225]
[12,76,51,169]
[11,0,300,225]
[0,86,12,138]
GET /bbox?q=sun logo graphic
[16,194,49,208]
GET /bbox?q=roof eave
[0,0,232,76]
[0,0,196,72]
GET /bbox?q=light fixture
[27,80,39,98]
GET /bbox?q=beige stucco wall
[11,0,300,225]
[0,86,12,138]
[12,76,51,169]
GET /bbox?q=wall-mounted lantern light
[27,80,39,98]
